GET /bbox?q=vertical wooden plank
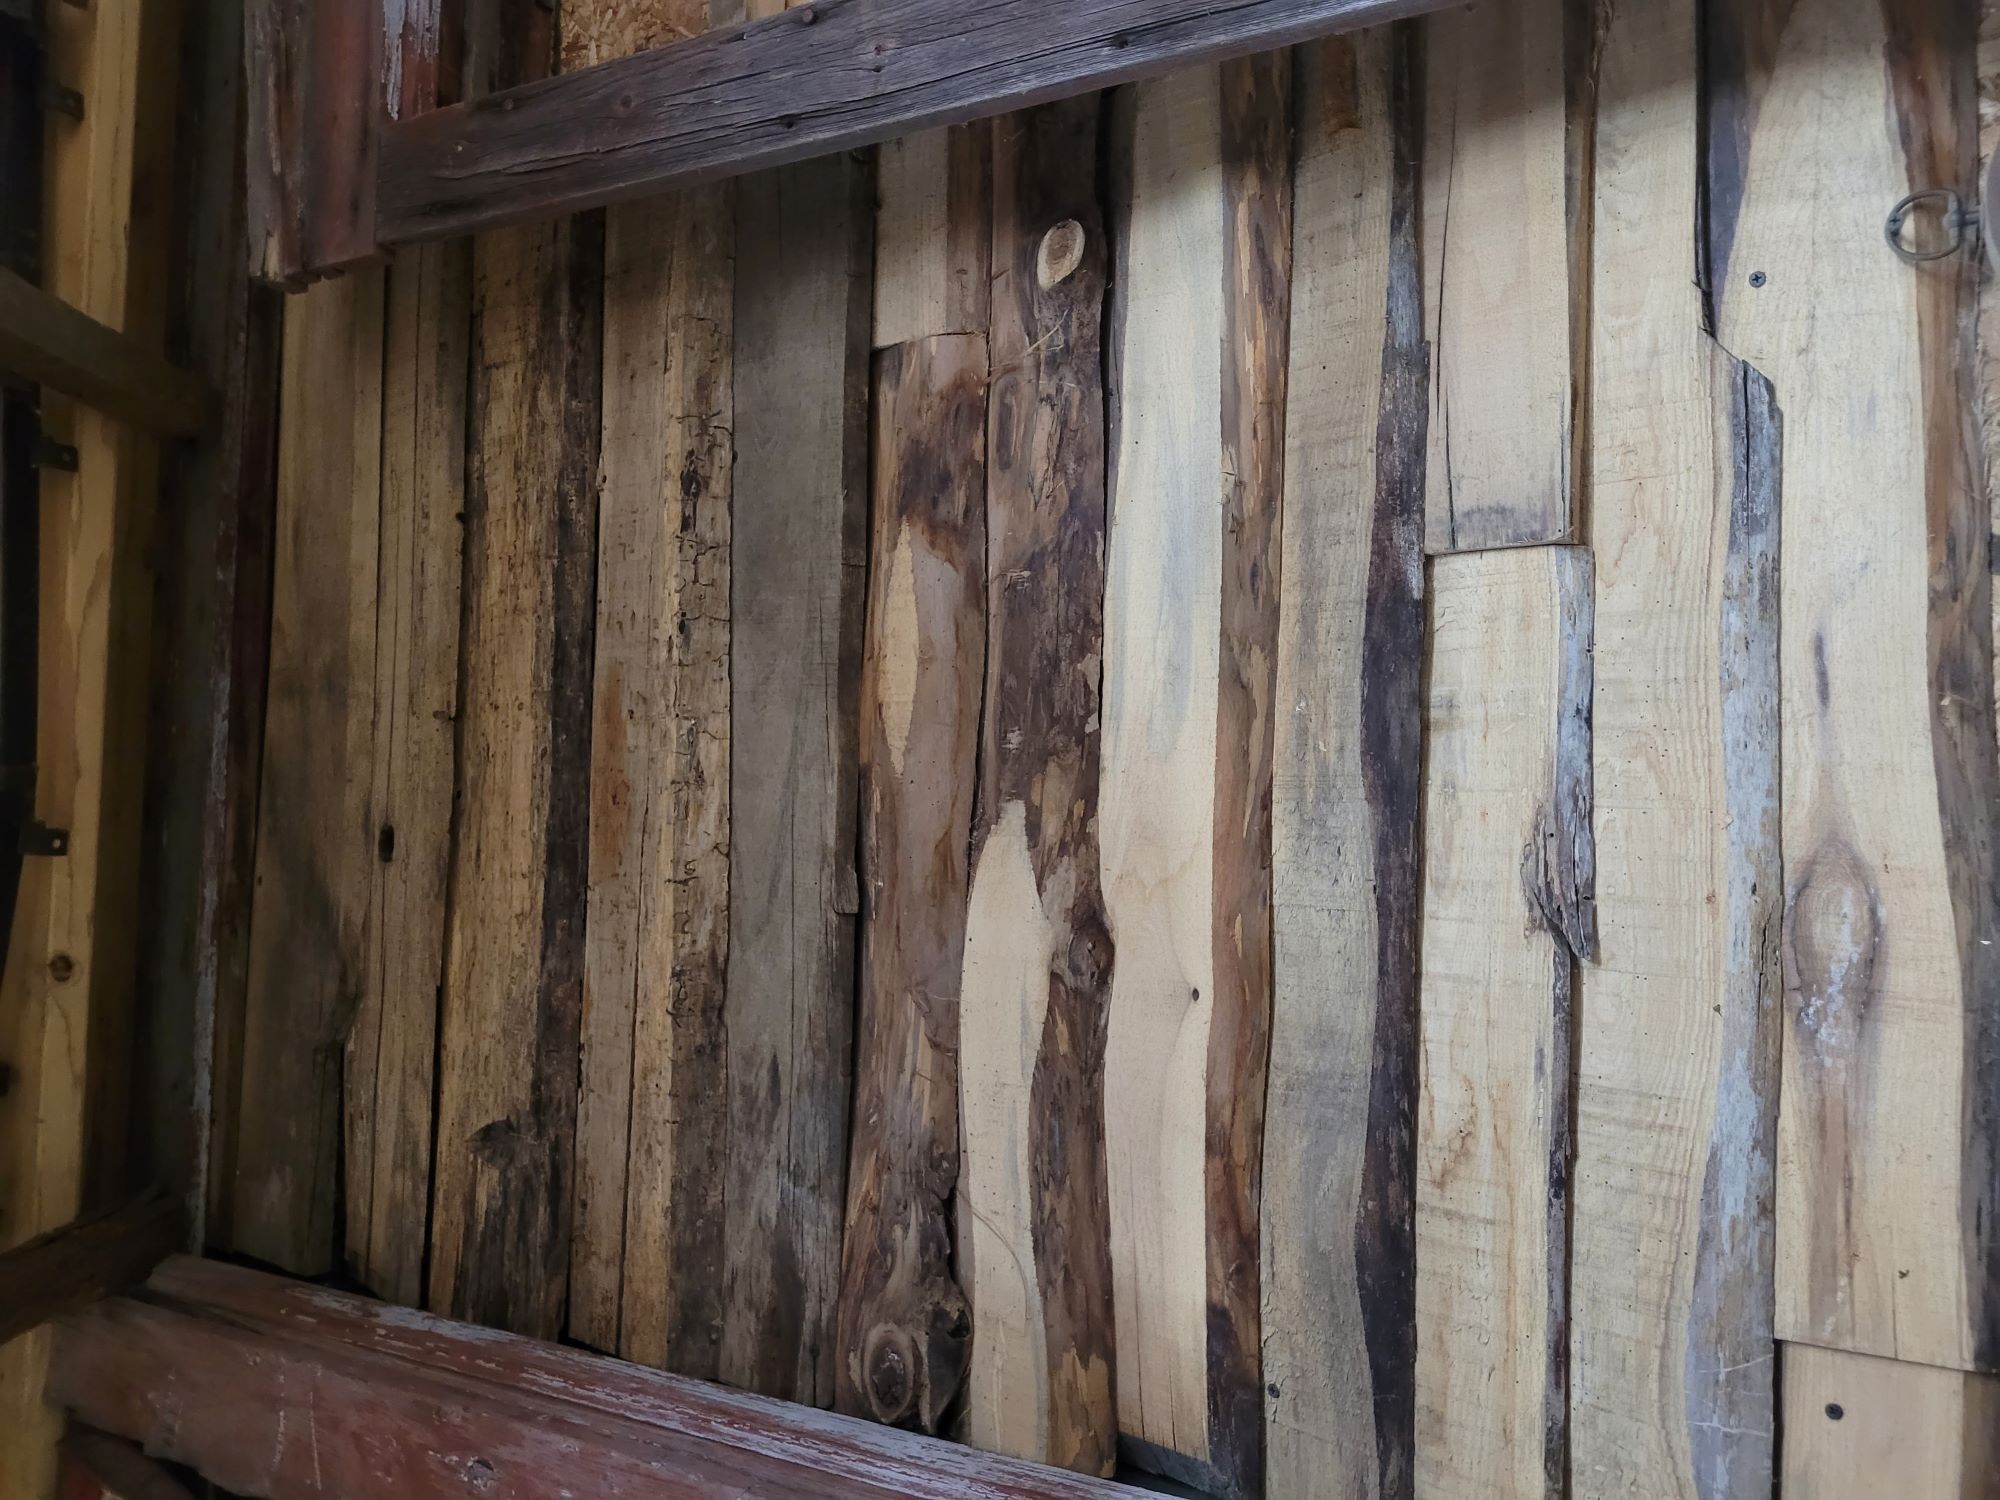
[344,242,468,1309]
[959,95,1117,1477]
[1416,545,1591,1500]
[872,126,992,350]
[832,333,986,1431]
[1419,0,1587,553]
[427,209,601,1338]
[1779,1344,2000,1499]
[1708,0,1999,1374]
[1262,31,1424,1500]
[723,153,873,1405]
[1571,1,1783,1494]
[1100,54,1289,1499]
[224,270,386,1277]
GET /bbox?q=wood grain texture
[1571,2,1783,1493]
[1417,546,1591,1500]
[49,1257,1142,1500]
[873,126,992,348]
[833,333,986,1431]
[1779,1344,2000,1499]
[1261,31,1424,1500]
[561,0,708,72]
[958,95,1117,1476]
[377,0,1451,245]
[1708,0,1999,1374]
[1099,57,1288,1500]
[428,210,602,1338]
[723,154,873,1404]
[344,241,469,1310]
[1419,0,1584,552]
[570,184,734,1370]
[225,269,386,1277]
[0,1193,178,1348]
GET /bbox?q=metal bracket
[20,820,67,857]
[1884,188,1977,263]
[41,78,81,120]
[32,434,76,471]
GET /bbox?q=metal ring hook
[1884,188,1967,263]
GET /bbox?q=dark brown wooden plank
[957,95,1117,1476]
[0,269,212,437]
[376,0,1454,247]
[833,333,985,1431]
[0,1194,178,1348]
[722,152,873,1404]
[47,1258,1140,1500]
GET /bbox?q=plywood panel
[1261,32,1424,1500]
[1417,545,1591,1499]
[1420,0,1587,552]
[228,269,385,1276]
[1708,0,1998,1374]
[1570,3,1783,1494]
[722,154,873,1404]
[1780,1344,2000,1499]
[959,95,1117,1477]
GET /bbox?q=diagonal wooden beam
[0,1193,180,1349]
[0,269,213,437]
[377,0,1451,245]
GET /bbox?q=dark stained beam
[378,0,1450,246]
[0,269,213,437]
[0,1193,180,1349]
[50,1257,1140,1500]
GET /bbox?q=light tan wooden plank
[722,155,873,1404]
[0,0,183,1486]
[958,96,1117,1476]
[872,126,991,349]
[1420,0,1581,553]
[344,241,468,1310]
[1780,1344,2000,1499]
[1262,32,1425,1500]
[226,270,386,1276]
[1570,1,1783,1494]
[1710,0,1996,1373]
[1417,545,1590,1500]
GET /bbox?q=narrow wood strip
[960,94,1117,1476]
[48,1258,1142,1500]
[873,125,993,349]
[1261,31,1424,1500]
[1419,0,1582,552]
[722,154,873,1404]
[376,0,1454,247]
[1416,545,1590,1500]
[0,1194,179,1348]
[1779,1344,2000,1499]
[1708,0,1997,1372]
[344,239,469,1310]
[1571,1,1782,1491]
[226,268,386,1278]
[0,268,212,437]
[428,210,602,1337]
[833,332,986,1430]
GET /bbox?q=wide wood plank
[723,154,873,1404]
[1261,32,1424,1500]
[222,269,386,1277]
[833,333,986,1430]
[0,268,211,437]
[377,0,1451,246]
[1419,0,1586,552]
[343,241,469,1310]
[1708,0,1998,1373]
[1779,1344,2000,1498]
[1417,546,1591,1499]
[1569,1,1783,1492]
[958,96,1117,1477]
[1099,57,1288,1499]
[49,1257,1142,1500]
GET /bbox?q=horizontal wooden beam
[0,269,213,436]
[378,0,1448,244]
[50,1257,1139,1499]
[0,1192,181,1349]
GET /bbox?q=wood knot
[1036,219,1086,289]
[862,1325,918,1424]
